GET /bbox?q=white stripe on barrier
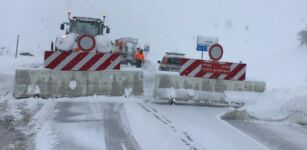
[54,52,79,70]
[232,66,246,80]
[89,54,110,71]
[180,59,195,73]
[72,52,96,70]
[44,51,62,67]
[189,65,202,77]
[218,74,227,80]
[106,56,121,70]
[230,63,239,72]
[204,72,213,78]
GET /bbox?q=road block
[154,72,265,101]
[13,69,143,98]
[180,58,246,81]
[44,51,121,71]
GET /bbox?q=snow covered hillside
[0,0,307,131]
[1,1,307,149]
[1,0,307,89]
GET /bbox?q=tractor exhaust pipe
[68,11,71,19]
[102,16,106,23]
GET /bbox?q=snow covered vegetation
[299,30,307,45]
[0,0,307,149]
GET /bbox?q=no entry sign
[209,44,223,61]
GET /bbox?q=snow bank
[55,33,78,51]
[0,54,43,75]
[155,88,225,101]
[225,86,307,125]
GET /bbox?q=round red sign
[209,44,223,61]
[77,35,96,52]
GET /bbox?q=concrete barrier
[13,69,143,98]
[153,72,265,101]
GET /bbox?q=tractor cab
[61,16,110,36]
[55,13,113,52]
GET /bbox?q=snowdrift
[0,0,307,125]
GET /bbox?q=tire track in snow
[138,103,199,150]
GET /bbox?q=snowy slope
[1,0,307,89]
[0,0,307,128]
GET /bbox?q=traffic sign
[196,36,218,52]
[209,44,223,61]
[196,45,208,51]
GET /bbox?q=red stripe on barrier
[79,53,104,71]
[179,58,247,81]
[181,60,201,76]
[210,72,221,79]
[44,51,121,71]
[225,64,246,80]
[61,52,88,71]
[195,70,206,77]
[44,51,53,60]
[46,52,71,69]
[238,73,246,81]
[180,58,189,66]
[97,54,120,70]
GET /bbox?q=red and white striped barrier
[44,51,121,71]
[180,58,246,81]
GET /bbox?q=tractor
[53,12,113,53]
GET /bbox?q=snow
[95,35,113,53]
[225,86,307,124]
[126,100,269,150]
[35,122,58,150]
[68,80,77,90]
[2,0,306,89]
[156,70,179,75]
[55,33,78,51]
[0,55,43,75]
[155,88,225,101]
[0,0,307,149]
[26,96,270,150]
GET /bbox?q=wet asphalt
[53,101,140,150]
[227,120,307,150]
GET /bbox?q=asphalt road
[32,99,307,150]
[53,101,140,150]
[227,120,307,150]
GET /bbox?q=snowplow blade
[13,69,143,98]
[153,72,265,101]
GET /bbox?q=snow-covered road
[34,97,269,150]
[53,101,140,150]
[227,120,307,150]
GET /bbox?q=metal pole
[51,41,54,51]
[15,34,19,58]
[201,51,203,60]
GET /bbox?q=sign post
[15,34,19,58]
[196,36,218,59]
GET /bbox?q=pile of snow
[0,94,47,131]
[225,86,307,125]
[0,52,43,96]
[55,33,78,51]
[155,88,225,102]
[95,35,113,52]
[55,33,113,52]
[0,54,43,75]
[0,47,9,55]
[0,0,307,127]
